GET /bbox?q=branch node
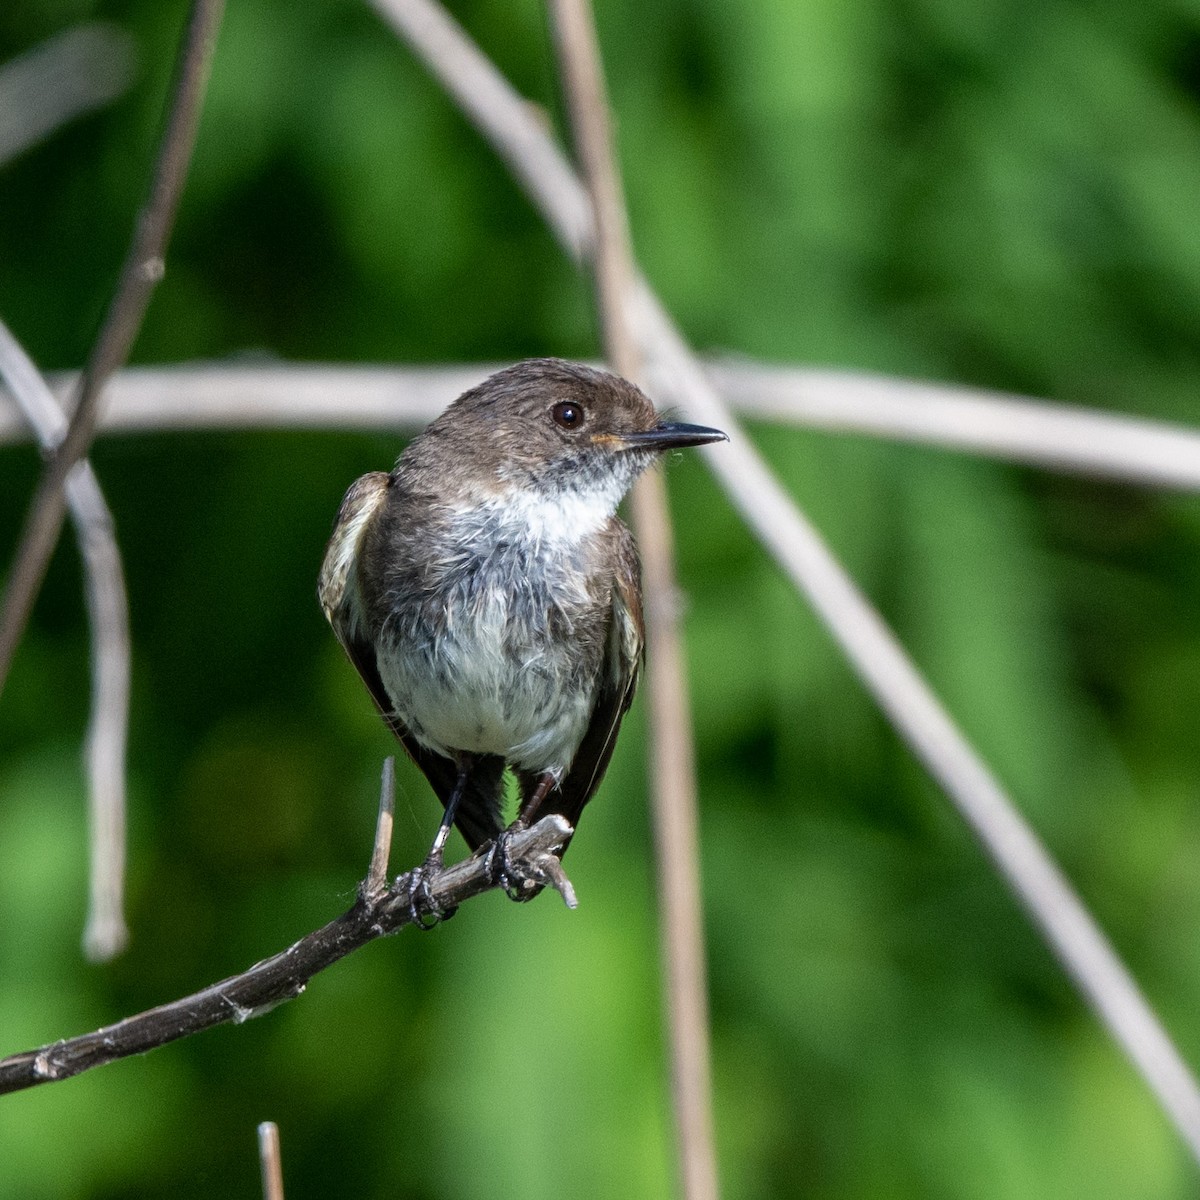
[223,996,256,1025]
[32,1048,60,1081]
[138,255,166,283]
[534,852,578,909]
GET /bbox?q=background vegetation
[3,0,1200,1196]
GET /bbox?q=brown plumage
[319,358,724,873]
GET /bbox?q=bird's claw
[403,860,457,929]
[486,827,542,903]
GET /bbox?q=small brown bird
[319,358,725,898]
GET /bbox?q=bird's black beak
[618,421,728,451]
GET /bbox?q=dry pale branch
[0,23,136,168]
[0,0,223,701]
[547,3,719,1199]
[0,363,463,441]
[0,761,576,1097]
[704,361,1200,490]
[0,319,131,962]
[5,361,1200,491]
[369,0,1200,1164]
[258,1122,285,1200]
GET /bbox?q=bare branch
[629,474,718,1200]
[0,318,131,962]
[372,0,1200,1163]
[0,806,575,1096]
[258,1122,285,1200]
[77,504,131,961]
[6,361,1200,493]
[0,23,136,168]
[365,757,396,898]
[0,0,224,702]
[0,363,463,441]
[547,3,718,1198]
[547,0,639,375]
[703,360,1200,490]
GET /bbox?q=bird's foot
[485,824,577,908]
[402,857,458,929]
[486,825,543,903]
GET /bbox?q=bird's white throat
[459,468,634,549]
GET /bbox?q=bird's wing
[520,519,644,850]
[319,473,505,852]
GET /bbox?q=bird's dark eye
[552,401,584,430]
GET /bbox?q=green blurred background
[3,0,1200,1196]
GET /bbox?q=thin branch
[370,0,1200,1163]
[547,0,638,373]
[77,505,131,961]
[258,1122,285,1200]
[703,360,1200,491]
[7,361,1200,492]
[0,23,136,168]
[630,475,719,1195]
[366,757,397,898]
[547,3,718,1199]
[0,797,575,1097]
[0,318,131,962]
[0,0,223,703]
[0,363,465,441]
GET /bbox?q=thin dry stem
[375,0,1200,1164]
[548,0,638,375]
[0,0,223,702]
[0,318,130,961]
[0,801,575,1096]
[77,481,131,961]
[547,1,719,1196]
[6,362,1200,493]
[365,757,396,898]
[631,472,720,1200]
[704,361,1200,490]
[258,1122,285,1200]
[0,23,135,168]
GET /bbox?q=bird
[318,357,726,904]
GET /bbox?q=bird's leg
[427,776,464,868]
[489,772,558,900]
[516,772,559,828]
[406,755,474,928]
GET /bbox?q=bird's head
[406,358,726,511]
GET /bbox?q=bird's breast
[374,526,610,775]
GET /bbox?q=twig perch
[0,761,575,1097]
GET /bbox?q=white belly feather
[379,623,596,774]
[377,484,623,775]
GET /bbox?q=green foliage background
[3,0,1200,1196]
